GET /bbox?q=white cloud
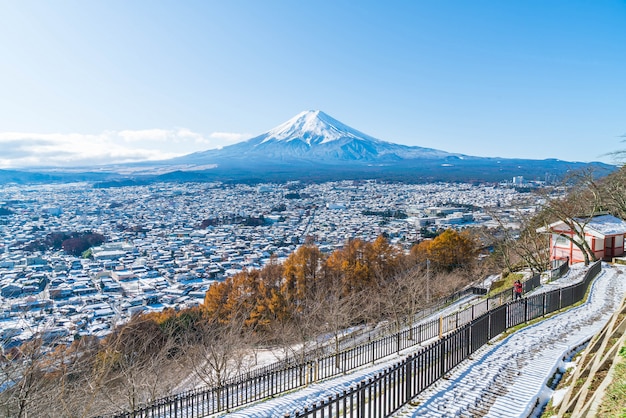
[116,128,213,145]
[0,128,248,169]
[117,129,173,142]
[209,131,251,144]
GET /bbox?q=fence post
[524,297,528,323]
[315,359,319,382]
[440,339,446,377]
[360,382,366,417]
[487,308,492,340]
[418,322,422,344]
[439,316,443,339]
[405,355,413,401]
[466,324,471,358]
[397,332,401,354]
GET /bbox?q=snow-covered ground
[216,296,484,417]
[219,263,626,417]
[176,275,493,397]
[394,262,626,418]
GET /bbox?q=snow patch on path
[398,263,626,417]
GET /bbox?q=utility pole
[426,259,430,303]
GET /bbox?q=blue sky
[0,1,625,168]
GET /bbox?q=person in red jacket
[514,279,523,300]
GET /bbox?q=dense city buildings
[0,180,542,349]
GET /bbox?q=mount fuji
[0,110,614,184]
[172,110,462,165]
[152,110,611,183]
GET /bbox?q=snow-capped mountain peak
[175,110,461,164]
[261,110,378,146]
[125,110,613,182]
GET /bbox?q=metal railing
[285,261,601,417]
[550,257,570,280]
[103,271,547,418]
[236,283,483,382]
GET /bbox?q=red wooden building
[539,214,626,265]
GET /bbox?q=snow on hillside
[241,109,459,161]
[396,263,626,417]
[221,263,626,417]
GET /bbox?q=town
[0,179,545,350]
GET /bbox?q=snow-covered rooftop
[539,214,626,237]
[578,214,626,236]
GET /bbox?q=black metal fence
[285,260,602,417]
[103,271,549,418]
[222,282,486,387]
[550,257,570,280]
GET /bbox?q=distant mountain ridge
[0,110,615,184]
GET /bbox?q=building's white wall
[553,233,570,247]
[594,237,604,251]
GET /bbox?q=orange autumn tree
[325,238,373,295]
[203,279,233,323]
[222,270,262,326]
[367,234,403,280]
[325,235,404,295]
[281,244,325,305]
[410,239,431,264]
[249,282,290,332]
[248,259,289,332]
[143,308,178,326]
[413,229,478,272]
[204,260,290,333]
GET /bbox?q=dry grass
[488,272,523,296]
[595,346,626,418]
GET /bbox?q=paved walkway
[394,263,626,418]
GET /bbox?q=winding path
[394,263,626,418]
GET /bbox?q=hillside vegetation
[0,230,485,417]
